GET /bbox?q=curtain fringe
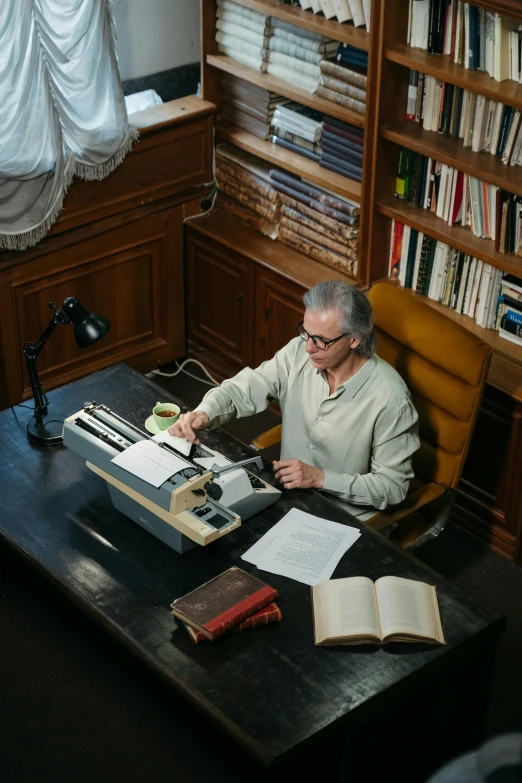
[74,126,140,181]
[0,128,139,252]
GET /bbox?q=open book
[312,576,446,646]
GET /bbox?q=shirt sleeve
[195,338,300,429]
[321,399,420,510]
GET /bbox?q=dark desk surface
[0,364,504,768]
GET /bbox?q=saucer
[145,415,168,435]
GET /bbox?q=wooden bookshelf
[216,119,362,201]
[377,196,522,277]
[381,121,522,197]
[228,0,370,49]
[385,45,522,108]
[206,54,366,128]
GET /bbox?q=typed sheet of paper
[242,508,361,586]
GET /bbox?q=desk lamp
[23,297,110,446]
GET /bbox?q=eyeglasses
[296,322,349,351]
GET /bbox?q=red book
[184,603,283,644]
[170,567,278,641]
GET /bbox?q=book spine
[281,215,357,258]
[279,196,358,236]
[319,74,367,103]
[270,169,359,216]
[203,586,278,638]
[319,59,368,89]
[216,163,279,202]
[315,85,366,114]
[280,226,356,275]
[218,180,280,218]
[215,193,278,237]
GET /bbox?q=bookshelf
[196,0,522,562]
[200,0,372,287]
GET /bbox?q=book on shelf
[311,575,446,646]
[320,60,367,90]
[170,566,278,641]
[280,225,357,275]
[183,602,283,644]
[271,133,321,161]
[215,192,280,238]
[315,85,366,114]
[270,168,360,215]
[273,126,323,155]
[221,105,272,139]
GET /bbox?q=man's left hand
[273,459,324,490]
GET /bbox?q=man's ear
[350,335,362,350]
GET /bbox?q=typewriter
[62,402,281,554]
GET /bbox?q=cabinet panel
[0,209,184,408]
[254,268,306,366]
[186,231,254,372]
[454,385,522,563]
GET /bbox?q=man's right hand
[168,410,209,444]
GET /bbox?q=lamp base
[27,414,65,446]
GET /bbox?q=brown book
[220,106,271,139]
[312,576,445,646]
[222,94,274,122]
[279,226,357,277]
[221,73,284,103]
[320,60,368,90]
[218,180,280,219]
[269,169,360,217]
[315,85,366,115]
[216,143,274,183]
[184,603,283,644]
[216,164,280,202]
[215,194,279,239]
[279,200,359,239]
[281,215,357,260]
[319,74,366,104]
[170,566,278,641]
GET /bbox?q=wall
[112,0,200,81]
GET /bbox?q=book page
[313,577,381,644]
[375,576,440,642]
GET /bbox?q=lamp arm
[23,307,70,421]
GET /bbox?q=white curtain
[0,0,138,251]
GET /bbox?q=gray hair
[303,280,377,357]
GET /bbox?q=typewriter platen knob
[205,481,223,501]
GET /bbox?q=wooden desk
[0,364,505,781]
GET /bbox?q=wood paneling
[1,210,184,406]
[254,268,306,365]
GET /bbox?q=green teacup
[152,402,180,431]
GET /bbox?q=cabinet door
[254,268,306,366]
[454,385,522,564]
[0,208,184,409]
[186,231,254,374]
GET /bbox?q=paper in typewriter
[111,440,189,487]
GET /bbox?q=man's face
[302,308,357,371]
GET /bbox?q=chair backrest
[368,282,492,489]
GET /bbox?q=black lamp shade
[62,297,111,349]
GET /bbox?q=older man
[170,280,420,520]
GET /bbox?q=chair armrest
[250,424,282,451]
[366,483,448,533]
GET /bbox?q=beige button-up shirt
[197,337,420,520]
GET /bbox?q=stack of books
[389,221,502,329]
[336,43,368,71]
[408,1,520,82]
[271,101,324,160]
[215,143,282,238]
[220,73,289,141]
[215,0,271,72]
[170,566,281,644]
[291,0,371,31]
[319,116,364,181]
[407,71,522,167]
[270,168,360,276]
[266,18,339,92]
[316,59,367,115]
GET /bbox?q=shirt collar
[318,354,378,399]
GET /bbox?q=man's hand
[273,459,324,490]
[168,410,209,444]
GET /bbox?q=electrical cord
[149,358,219,387]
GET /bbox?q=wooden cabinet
[186,232,255,374]
[0,97,215,410]
[254,268,306,366]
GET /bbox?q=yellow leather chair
[251,282,492,548]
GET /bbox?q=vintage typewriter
[62,402,281,554]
